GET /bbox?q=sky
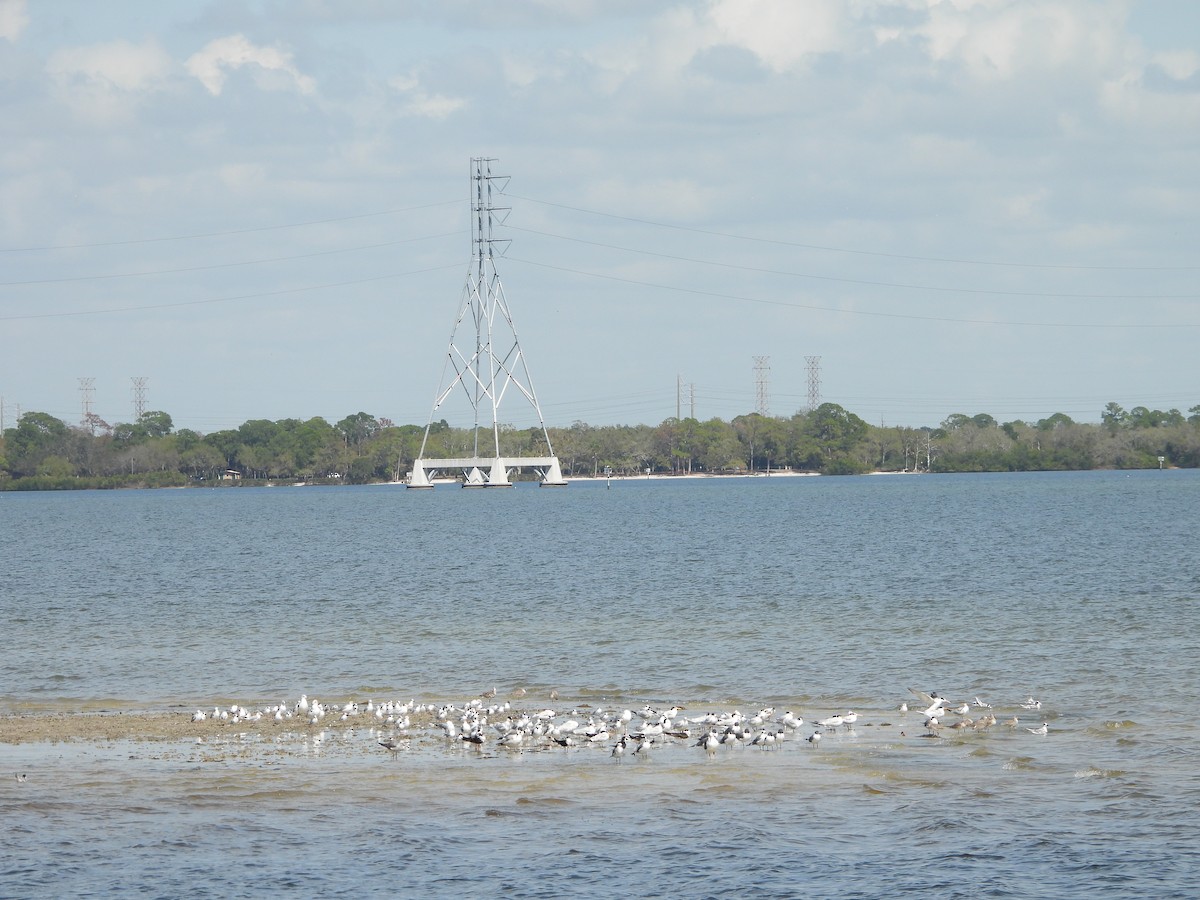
[1,0,1198,434]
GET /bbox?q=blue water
[3,471,1199,897]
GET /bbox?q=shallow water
[3,471,1199,896]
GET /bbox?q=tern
[779,711,803,730]
[1027,722,1049,736]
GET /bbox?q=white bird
[696,730,720,753]
[611,735,628,758]
[1027,722,1049,736]
[898,702,908,713]
[842,711,859,728]
[15,773,28,783]
[498,731,524,749]
[951,703,971,716]
[779,711,803,730]
[817,714,844,729]
[191,710,206,722]
[805,731,821,746]
[973,696,993,709]
[910,688,951,717]
[1021,697,1043,710]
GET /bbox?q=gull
[972,697,993,709]
[611,735,628,759]
[378,737,403,758]
[1020,697,1042,710]
[1027,722,1049,736]
[898,702,908,713]
[15,773,28,783]
[461,731,486,746]
[696,730,720,754]
[192,710,207,722]
[551,735,576,748]
[805,731,821,746]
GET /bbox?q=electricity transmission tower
[408,157,565,488]
[753,356,770,416]
[79,377,96,432]
[131,377,148,420]
[805,356,822,413]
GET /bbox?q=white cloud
[186,34,316,96]
[45,39,174,123]
[707,0,852,72]
[388,73,466,119]
[913,0,1125,80]
[0,0,28,42]
[47,39,173,91]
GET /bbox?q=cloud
[0,0,28,42]
[186,34,316,96]
[388,73,466,119]
[45,39,174,123]
[707,0,853,72]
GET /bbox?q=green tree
[4,412,70,477]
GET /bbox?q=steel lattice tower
[131,377,148,420]
[805,356,822,413]
[408,158,564,487]
[78,377,96,430]
[753,356,770,416]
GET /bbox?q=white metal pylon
[408,157,565,488]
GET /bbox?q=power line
[0,262,462,321]
[507,193,1198,273]
[506,224,1199,300]
[0,231,465,287]
[506,256,1200,329]
[0,199,465,253]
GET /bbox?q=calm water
[3,471,1199,897]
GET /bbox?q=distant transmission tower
[78,377,96,431]
[408,157,564,488]
[753,356,770,416]
[131,377,148,420]
[805,356,822,412]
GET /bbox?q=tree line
[2,401,1198,490]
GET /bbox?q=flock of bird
[185,687,1053,759]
